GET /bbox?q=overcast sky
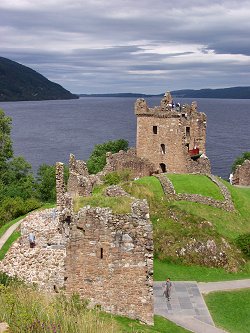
[1,0,250,94]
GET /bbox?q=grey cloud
[1,0,250,93]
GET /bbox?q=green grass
[114,315,191,332]
[73,195,133,214]
[167,174,224,200]
[205,289,250,333]
[154,259,250,282]
[0,230,21,260]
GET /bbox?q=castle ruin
[135,91,211,174]
[232,159,250,186]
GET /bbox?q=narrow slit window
[161,144,166,154]
[186,126,190,139]
[100,248,103,259]
[153,126,158,134]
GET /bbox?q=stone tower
[135,91,210,174]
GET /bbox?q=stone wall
[67,154,93,197]
[64,200,154,325]
[135,91,210,174]
[233,159,250,186]
[156,174,234,211]
[0,209,66,292]
[103,148,157,178]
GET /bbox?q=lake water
[0,97,249,179]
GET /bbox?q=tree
[0,109,13,172]
[36,164,69,202]
[87,139,129,174]
[232,152,250,172]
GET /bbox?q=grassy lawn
[205,289,250,333]
[114,315,191,333]
[167,174,224,200]
[171,183,250,241]
[154,258,250,282]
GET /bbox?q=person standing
[165,277,172,301]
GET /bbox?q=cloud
[0,0,250,93]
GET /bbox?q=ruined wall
[135,92,209,174]
[67,154,93,197]
[0,209,66,292]
[186,155,211,174]
[64,200,154,325]
[233,159,250,186]
[103,148,156,178]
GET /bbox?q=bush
[103,170,131,186]
[236,233,250,258]
[0,196,41,227]
[232,151,250,172]
[36,164,69,202]
[87,139,129,174]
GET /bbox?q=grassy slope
[0,230,21,260]
[205,289,250,333]
[167,174,224,200]
[124,176,250,281]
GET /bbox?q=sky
[1,0,250,94]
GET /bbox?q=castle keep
[135,92,211,174]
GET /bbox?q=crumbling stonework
[0,209,66,292]
[64,201,154,325]
[67,154,93,197]
[135,92,211,174]
[156,174,234,211]
[233,159,250,186]
[0,192,154,325]
[103,148,157,178]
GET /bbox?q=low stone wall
[156,174,234,211]
[154,174,175,195]
[0,209,66,292]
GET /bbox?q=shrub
[236,233,250,258]
[87,139,129,174]
[232,151,250,172]
[103,170,131,186]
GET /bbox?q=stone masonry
[103,148,157,178]
[58,162,154,325]
[233,159,250,186]
[64,202,154,325]
[135,91,211,174]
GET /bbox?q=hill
[79,86,250,99]
[0,57,78,101]
[171,86,250,99]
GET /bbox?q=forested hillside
[0,57,78,101]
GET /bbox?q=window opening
[161,144,166,154]
[160,163,166,173]
[100,248,104,259]
[186,127,190,139]
[153,126,158,134]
